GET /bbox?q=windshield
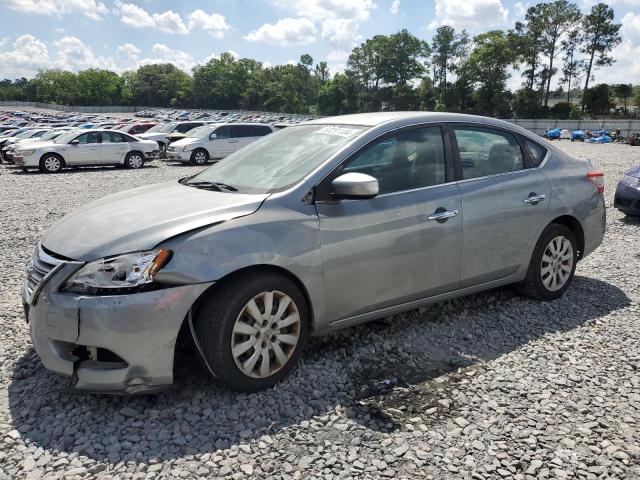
[39,130,64,140]
[156,122,177,133]
[54,131,81,144]
[144,124,163,133]
[186,124,366,193]
[186,125,215,138]
[15,130,36,138]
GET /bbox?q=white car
[166,123,275,164]
[137,121,207,153]
[11,129,159,173]
[2,128,74,163]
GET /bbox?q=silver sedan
[23,112,605,393]
[12,129,159,172]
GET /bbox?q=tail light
[587,171,605,193]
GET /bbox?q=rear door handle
[427,209,458,221]
[523,194,546,204]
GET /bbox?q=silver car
[12,129,159,172]
[23,112,605,393]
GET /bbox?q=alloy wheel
[194,151,207,164]
[231,290,300,378]
[540,235,574,292]
[44,156,61,172]
[128,154,143,168]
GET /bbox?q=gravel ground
[0,142,639,480]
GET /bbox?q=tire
[190,148,209,165]
[519,223,577,301]
[39,154,64,173]
[124,152,144,169]
[194,271,310,392]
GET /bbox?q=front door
[316,125,462,322]
[65,131,100,164]
[209,125,234,158]
[451,126,551,287]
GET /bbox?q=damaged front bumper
[24,261,213,394]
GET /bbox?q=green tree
[583,84,613,115]
[581,3,621,111]
[76,69,124,105]
[431,26,469,102]
[316,74,360,115]
[559,28,584,104]
[459,31,517,117]
[614,84,633,113]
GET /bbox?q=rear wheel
[190,148,209,165]
[194,272,309,392]
[519,224,577,300]
[124,152,144,169]
[39,154,64,173]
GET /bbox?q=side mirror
[209,133,217,140]
[331,172,379,199]
[69,139,79,145]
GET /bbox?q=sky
[0,0,639,91]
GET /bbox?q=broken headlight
[63,249,172,295]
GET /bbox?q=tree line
[1,1,638,119]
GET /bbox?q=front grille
[24,243,66,303]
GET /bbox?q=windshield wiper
[185,181,238,192]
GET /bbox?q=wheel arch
[175,264,316,361]
[548,215,585,260]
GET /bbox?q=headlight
[16,149,35,156]
[63,249,172,295]
[621,174,640,188]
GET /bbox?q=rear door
[100,132,129,164]
[65,131,100,164]
[316,125,462,322]
[451,125,551,288]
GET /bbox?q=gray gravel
[1,142,639,479]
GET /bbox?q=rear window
[522,138,547,167]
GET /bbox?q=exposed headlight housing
[63,249,172,295]
[621,174,640,188]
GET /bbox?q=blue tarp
[546,128,561,139]
[571,130,585,141]
[586,135,612,143]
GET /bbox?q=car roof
[304,111,521,130]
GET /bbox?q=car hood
[170,138,200,147]
[137,132,168,140]
[41,181,269,261]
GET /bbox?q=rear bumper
[24,262,213,393]
[614,182,640,215]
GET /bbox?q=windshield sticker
[317,126,359,137]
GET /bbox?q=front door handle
[229,139,239,143]
[523,193,546,204]
[427,209,458,222]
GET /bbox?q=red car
[117,123,158,135]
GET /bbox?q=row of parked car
[134,108,315,127]
[0,110,280,172]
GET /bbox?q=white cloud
[53,36,117,71]
[245,17,317,46]
[0,34,50,78]
[594,40,640,86]
[321,18,361,45]
[390,0,400,15]
[273,0,375,21]
[136,44,196,72]
[326,49,350,63]
[116,42,141,59]
[114,2,229,36]
[1,0,109,20]
[0,37,8,48]
[428,0,509,31]
[187,10,230,38]
[513,1,527,17]
[621,12,640,44]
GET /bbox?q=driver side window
[340,126,446,195]
[212,126,230,139]
[74,132,99,144]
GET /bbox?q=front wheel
[190,148,209,165]
[124,152,144,169]
[39,154,64,173]
[194,272,309,392]
[519,224,577,301]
